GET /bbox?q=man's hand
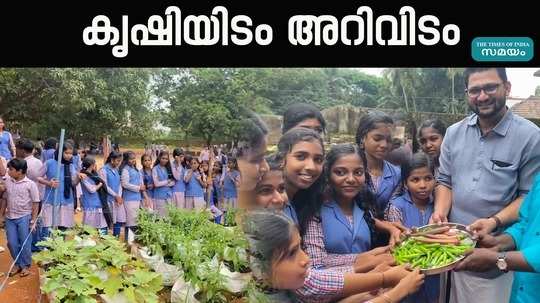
[454,248,498,272]
[429,211,448,224]
[476,234,500,251]
[469,218,498,237]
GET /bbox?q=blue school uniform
[43,159,76,205]
[172,163,185,193]
[223,170,239,199]
[103,164,121,203]
[0,130,13,160]
[185,170,204,198]
[210,175,222,205]
[389,191,439,303]
[152,165,173,200]
[372,161,401,216]
[72,154,82,172]
[123,166,142,202]
[320,201,371,254]
[142,169,154,199]
[41,149,56,163]
[283,201,299,225]
[81,178,102,209]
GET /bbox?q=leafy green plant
[223,208,240,227]
[136,207,259,302]
[34,226,163,303]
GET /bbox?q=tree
[0,68,156,142]
[381,68,468,114]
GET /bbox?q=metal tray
[407,223,476,275]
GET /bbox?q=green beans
[392,238,473,270]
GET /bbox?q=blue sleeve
[505,174,539,252]
[522,244,540,272]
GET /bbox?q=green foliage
[34,226,163,303]
[381,68,468,114]
[0,68,157,141]
[223,208,240,227]
[1,67,475,144]
[136,207,254,302]
[152,68,386,145]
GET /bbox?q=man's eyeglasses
[465,83,504,98]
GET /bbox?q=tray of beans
[392,223,476,275]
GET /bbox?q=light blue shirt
[505,173,540,303]
[438,111,540,225]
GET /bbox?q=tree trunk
[401,84,410,112]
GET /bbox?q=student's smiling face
[284,140,324,191]
[255,170,287,210]
[329,153,366,201]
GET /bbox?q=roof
[507,97,527,109]
[511,96,540,120]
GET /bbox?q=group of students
[236,103,449,303]
[0,131,243,278]
[141,147,240,219]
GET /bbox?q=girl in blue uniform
[141,154,154,210]
[80,157,109,235]
[183,155,206,210]
[171,148,186,208]
[0,116,16,160]
[99,151,124,237]
[355,112,401,220]
[40,138,57,163]
[303,143,401,272]
[276,128,325,234]
[385,152,438,303]
[38,142,80,235]
[210,161,224,223]
[221,157,240,211]
[152,150,174,217]
[66,139,82,211]
[120,151,149,241]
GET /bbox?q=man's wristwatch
[496,252,508,273]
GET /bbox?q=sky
[358,68,540,98]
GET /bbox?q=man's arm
[432,131,453,223]
[431,184,452,223]
[469,196,523,236]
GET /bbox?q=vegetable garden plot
[135,207,268,303]
[34,226,163,303]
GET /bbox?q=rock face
[260,105,466,144]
